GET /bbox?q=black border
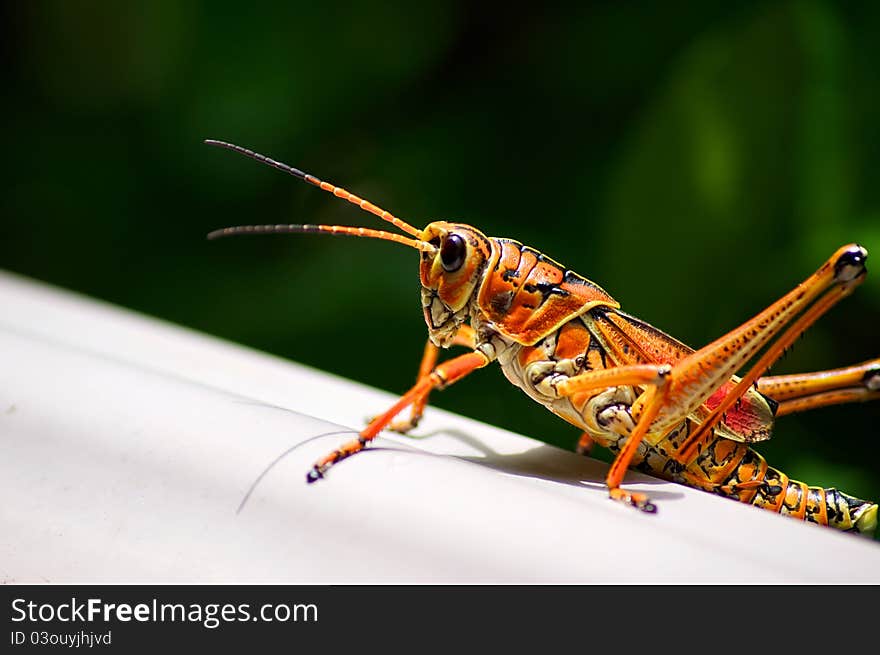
[2,584,876,651]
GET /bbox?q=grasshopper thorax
[419,221,493,347]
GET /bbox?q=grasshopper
[207,139,879,536]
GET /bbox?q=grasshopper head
[418,221,492,347]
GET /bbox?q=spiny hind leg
[558,245,867,509]
[385,325,476,433]
[670,244,868,464]
[757,358,880,417]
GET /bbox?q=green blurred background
[3,1,878,514]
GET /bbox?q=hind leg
[757,358,880,416]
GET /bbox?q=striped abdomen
[659,430,879,535]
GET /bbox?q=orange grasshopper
[206,139,880,536]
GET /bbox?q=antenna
[204,139,422,238]
[206,223,435,252]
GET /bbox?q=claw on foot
[306,436,370,484]
[609,488,657,514]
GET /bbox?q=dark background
[3,2,878,512]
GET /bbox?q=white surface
[1,269,879,584]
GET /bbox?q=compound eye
[440,234,466,272]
